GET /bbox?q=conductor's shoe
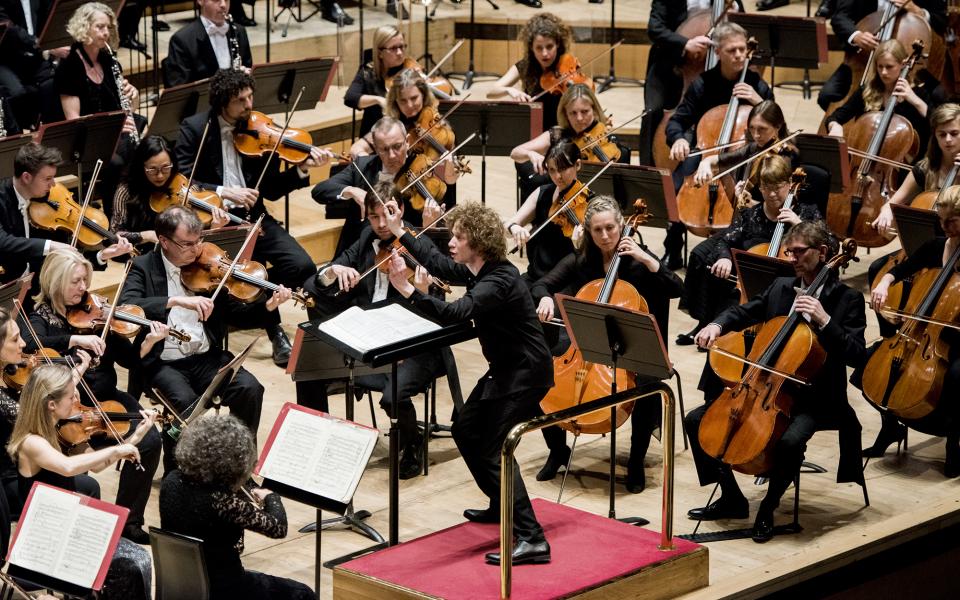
[463,508,499,523]
[515,0,543,7]
[751,509,775,543]
[687,497,749,521]
[485,539,551,565]
[322,2,354,25]
[756,0,788,10]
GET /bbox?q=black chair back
[149,526,210,600]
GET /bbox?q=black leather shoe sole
[463,508,499,523]
[687,501,749,521]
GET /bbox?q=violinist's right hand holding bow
[70,335,106,358]
[339,186,368,219]
[221,187,259,211]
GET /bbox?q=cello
[827,40,925,248]
[700,239,858,474]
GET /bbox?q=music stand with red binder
[6,482,128,597]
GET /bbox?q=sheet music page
[259,408,378,504]
[316,304,441,354]
[10,485,119,588]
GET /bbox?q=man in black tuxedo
[686,221,866,543]
[174,68,332,366]
[164,0,253,88]
[817,0,947,110]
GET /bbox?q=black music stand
[180,336,259,425]
[438,100,542,205]
[555,294,672,525]
[891,204,943,256]
[731,250,796,301]
[302,301,477,564]
[728,12,827,97]
[0,275,31,313]
[577,162,679,230]
[202,224,254,257]
[794,133,851,194]
[446,0,500,89]
[36,112,126,199]
[148,79,211,143]
[594,1,642,93]
[35,0,125,50]
[0,134,34,181]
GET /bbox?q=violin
[3,348,71,390]
[826,40,925,249]
[573,120,621,164]
[394,153,447,212]
[539,201,651,434]
[675,37,758,238]
[57,397,170,450]
[386,58,455,99]
[700,239,858,474]
[150,173,247,226]
[28,183,137,252]
[233,111,346,166]
[539,54,593,98]
[374,232,452,295]
[549,180,590,238]
[180,241,315,308]
[408,105,471,174]
[66,292,192,343]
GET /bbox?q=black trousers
[453,380,547,542]
[213,569,314,600]
[638,61,684,167]
[685,403,817,513]
[249,214,316,329]
[817,63,853,111]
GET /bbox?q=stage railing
[498,382,677,599]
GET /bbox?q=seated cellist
[688,220,866,543]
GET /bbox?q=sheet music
[316,304,441,354]
[10,485,120,589]
[258,407,378,504]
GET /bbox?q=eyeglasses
[783,245,812,258]
[375,142,406,155]
[163,235,203,251]
[380,44,406,53]
[144,164,174,176]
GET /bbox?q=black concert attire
[521,183,578,284]
[818,0,947,110]
[0,387,18,562]
[530,245,683,485]
[685,272,867,520]
[0,95,22,136]
[0,0,60,127]
[110,182,157,253]
[120,249,269,472]
[163,17,253,87]
[11,466,151,600]
[394,231,553,544]
[344,62,399,139]
[513,59,563,199]
[20,304,162,532]
[160,469,313,600]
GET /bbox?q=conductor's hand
[221,187,259,210]
[670,138,690,162]
[174,296,215,321]
[695,323,721,349]
[330,265,360,292]
[388,250,416,297]
[536,297,555,323]
[266,285,292,311]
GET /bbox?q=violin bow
[13,300,54,369]
[149,387,189,431]
[424,39,465,79]
[185,120,211,198]
[408,93,471,149]
[512,159,615,253]
[69,159,104,248]
[710,130,803,183]
[847,147,912,171]
[531,40,624,102]
[398,132,477,195]
[686,139,745,159]
[253,86,307,193]
[208,214,265,305]
[879,307,960,331]
[350,160,392,213]
[578,110,648,154]
[97,261,134,346]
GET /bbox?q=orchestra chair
[149,527,210,600]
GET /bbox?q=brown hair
[518,13,571,93]
[445,202,507,262]
[384,69,437,120]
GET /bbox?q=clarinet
[226,16,243,70]
[0,100,6,138]
[107,44,139,145]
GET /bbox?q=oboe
[107,44,139,145]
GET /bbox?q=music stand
[438,100,542,205]
[0,134,34,181]
[731,250,796,301]
[148,79,211,144]
[0,275,32,313]
[793,134,850,194]
[891,204,943,256]
[179,336,260,426]
[555,294,672,525]
[594,0,642,93]
[446,0,501,90]
[728,12,827,96]
[36,112,125,199]
[577,162,679,229]
[35,0,125,50]
[202,225,254,258]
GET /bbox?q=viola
[3,348,71,390]
[180,241,315,308]
[573,120,621,164]
[28,183,137,252]
[374,233,452,295]
[57,398,171,450]
[826,41,925,248]
[233,111,346,166]
[539,54,593,98]
[386,58,455,99]
[700,240,858,474]
[539,201,651,434]
[408,105,471,174]
[150,173,247,226]
[394,153,447,212]
[549,180,590,238]
[66,292,192,343]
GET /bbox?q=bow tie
[207,23,229,36]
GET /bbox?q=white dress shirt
[371,239,389,302]
[13,182,50,262]
[200,15,231,70]
[160,251,211,361]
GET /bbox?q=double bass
[700,239,858,474]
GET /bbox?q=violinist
[530,196,683,490]
[663,21,774,269]
[301,182,452,479]
[825,38,947,158]
[111,136,231,253]
[0,308,28,559]
[689,221,866,543]
[0,143,134,289]
[22,247,162,543]
[6,363,154,598]
[866,186,960,475]
[679,155,822,348]
[160,415,314,599]
[175,68,331,367]
[119,207,289,471]
[488,13,573,131]
[382,201,553,566]
[345,25,410,148]
[163,0,254,88]
[817,0,946,111]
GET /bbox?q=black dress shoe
[751,510,775,543]
[536,446,571,481]
[122,525,150,545]
[399,437,424,480]
[386,2,409,19]
[676,332,696,346]
[234,14,257,27]
[756,0,789,10]
[120,36,150,58]
[515,0,543,7]
[155,20,171,32]
[270,328,293,367]
[463,508,499,523]
[485,539,551,565]
[815,0,834,18]
[862,422,907,458]
[687,497,749,521]
[322,2,354,25]
[625,471,645,494]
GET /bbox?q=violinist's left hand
[387,250,416,297]
[266,285,293,311]
[128,409,159,445]
[777,207,801,225]
[618,236,660,272]
[300,147,336,169]
[732,82,762,106]
[412,265,431,294]
[571,224,584,249]
[793,295,830,328]
[383,200,405,237]
[210,207,230,229]
[99,237,135,261]
[423,199,444,225]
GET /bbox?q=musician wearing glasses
[163,0,253,88]
[344,25,409,150]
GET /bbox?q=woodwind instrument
[107,44,139,145]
